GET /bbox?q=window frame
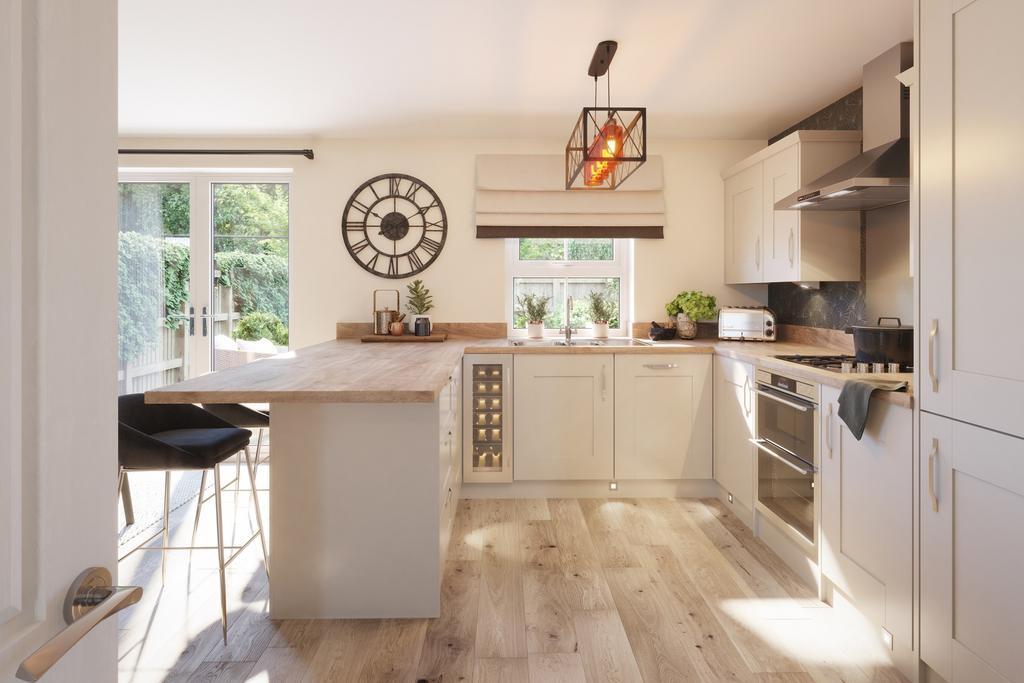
[504,237,633,338]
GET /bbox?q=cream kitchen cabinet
[819,386,913,673]
[723,130,862,285]
[712,355,755,517]
[614,355,712,480]
[513,354,614,480]
[920,412,1024,683]
[919,0,1024,439]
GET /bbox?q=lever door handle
[17,567,143,682]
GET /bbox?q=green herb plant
[587,290,617,324]
[406,279,435,315]
[665,290,718,321]
[516,293,551,324]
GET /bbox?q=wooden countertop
[146,336,912,408]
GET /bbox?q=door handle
[751,438,816,475]
[788,228,795,266]
[825,402,834,458]
[201,305,209,337]
[643,363,679,370]
[754,236,761,268]
[17,567,142,682]
[755,386,812,412]
[928,319,938,392]
[742,375,751,415]
[600,365,607,402]
[928,438,939,512]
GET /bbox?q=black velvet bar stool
[117,394,269,644]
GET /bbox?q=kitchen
[2,1,1021,682]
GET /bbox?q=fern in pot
[406,279,434,336]
[586,290,617,339]
[666,290,717,340]
[516,293,551,339]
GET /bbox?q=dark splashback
[767,88,867,330]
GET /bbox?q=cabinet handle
[928,319,939,392]
[600,365,607,402]
[825,402,834,458]
[742,375,751,415]
[928,438,939,512]
[754,236,760,268]
[643,363,679,370]
[788,229,795,266]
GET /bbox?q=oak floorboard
[572,609,644,683]
[516,498,552,521]
[475,657,531,682]
[414,561,481,683]
[527,653,588,683]
[351,618,429,682]
[248,646,314,682]
[523,569,578,654]
[184,661,255,682]
[475,499,529,659]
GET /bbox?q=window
[506,238,632,336]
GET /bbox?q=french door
[116,172,290,392]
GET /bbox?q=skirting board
[461,478,719,499]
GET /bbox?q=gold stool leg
[189,470,207,565]
[118,467,135,526]
[212,465,229,645]
[255,428,265,466]
[161,471,170,583]
[244,447,270,578]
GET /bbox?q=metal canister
[372,289,400,335]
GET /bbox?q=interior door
[1,0,119,679]
[919,0,1024,437]
[514,355,614,480]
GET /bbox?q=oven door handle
[751,438,816,475]
[755,386,813,412]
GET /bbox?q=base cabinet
[920,412,1024,683]
[614,355,712,480]
[513,354,614,480]
[819,386,913,670]
[713,356,755,513]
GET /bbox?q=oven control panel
[755,368,818,402]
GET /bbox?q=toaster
[718,307,776,341]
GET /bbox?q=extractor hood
[777,43,912,212]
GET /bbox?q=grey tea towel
[837,378,908,440]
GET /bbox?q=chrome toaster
[718,307,776,341]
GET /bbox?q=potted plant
[406,279,434,336]
[516,293,551,339]
[665,290,717,340]
[586,290,616,339]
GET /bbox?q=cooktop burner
[773,354,912,374]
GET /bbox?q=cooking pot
[847,317,914,366]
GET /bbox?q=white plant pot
[592,321,610,339]
[676,313,697,340]
[527,321,544,339]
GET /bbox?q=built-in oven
[753,368,818,548]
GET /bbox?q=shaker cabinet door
[919,0,1024,437]
[712,355,755,513]
[763,144,800,282]
[513,354,614,480]
[724,163,764,284]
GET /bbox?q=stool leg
[189,470,208,565]
[255,428,265,466]
[161,471,170,583]
[234,451,242,496]
[244,447,270,578]
[119,469,135,526]
[212,466,229,645]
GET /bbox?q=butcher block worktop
[146,336,911,407]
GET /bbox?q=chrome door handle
[754,236,761,268]
[928,319,938,392]
[752,439,815,475]
[643,363,679,370]
[600,365,607,402]
[928,438,939,512]
[17,567,142,682]
[788,229,795,266]
[742,375,751,415]
[755,387,812,412]
[825,402,834,458]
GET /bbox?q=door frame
[117,170,293,377]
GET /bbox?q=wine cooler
[462,354,513,482]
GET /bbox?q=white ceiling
[118,0,912,140]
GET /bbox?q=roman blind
[475,154,665,238]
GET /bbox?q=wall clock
[341,173,448,279]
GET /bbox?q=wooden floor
[118,469,907,682]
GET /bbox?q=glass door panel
[117,182,193,394]
[211,182,290,370]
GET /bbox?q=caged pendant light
[565,40,647,190]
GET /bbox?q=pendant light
[565,40,647,190]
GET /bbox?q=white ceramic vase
[527,321,544,339]
[592,321,610,339]
[676,313,697,340]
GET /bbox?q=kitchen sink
[508,337,653,347]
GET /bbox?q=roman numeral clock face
[341,173,448,279]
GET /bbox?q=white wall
[865,203,913,324]
[119,136,766,347]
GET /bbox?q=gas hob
[773,354,912,374]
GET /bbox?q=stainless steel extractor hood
[777,43,912,211]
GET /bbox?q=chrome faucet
[564,296,574,344]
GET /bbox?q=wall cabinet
[713,355,755,515]
[513,354,614,480]
[819,386,913,667]
[723,130,862,285]
[920,412,1024,683]
[919,0,1024,439]
[614,355,712,480]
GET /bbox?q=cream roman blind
[475,154,665,238]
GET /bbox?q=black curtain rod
[118,148,314,159]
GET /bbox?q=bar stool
[117,394,269,644]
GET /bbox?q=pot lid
[847,317,913,332]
